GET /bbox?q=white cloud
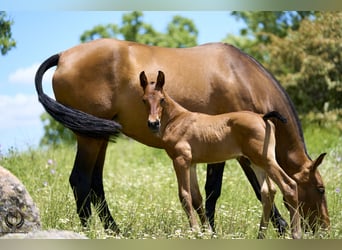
[0,94,44,129]
[8,63,54,85]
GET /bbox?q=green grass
[1,123,341,239]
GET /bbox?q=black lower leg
[270,204,288,235]
[90,141,120,233]
[90,188,119,233]
[73,188,92,228]
[205,162,225,231]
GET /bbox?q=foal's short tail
[35,54,122,140]
[263,111,287,124]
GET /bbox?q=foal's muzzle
[147,119,160,133]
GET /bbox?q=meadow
[0,122,341,239]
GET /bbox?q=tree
[224,12,341,114]
[223,11,315,62]
[40,113,75,146]
[264,12,341,114]
[80,11,198,48]
[40,11,199,146]
[231,11,314,40]
[0,11,16,55]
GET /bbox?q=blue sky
[0,11,245,153]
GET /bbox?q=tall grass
[0,123,341,239]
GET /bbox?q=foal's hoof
[292,231,302,239]
[190,225,202,233]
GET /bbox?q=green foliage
[225,11,341,115]
[1,124,341,239]
[80,11,198,48]
[0,11,16,55]
[232,11,314,41]
[264,12,342,114]
[301,111,342,154]
[40,113,75,146]
[225,11,314,61]
[41,11,199,146]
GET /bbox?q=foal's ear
[156,71,165,90]
[140,71,148,89]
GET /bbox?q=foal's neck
[161,92,189,128]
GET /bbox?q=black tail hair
[263,111,287,124]
[35,54,121,140]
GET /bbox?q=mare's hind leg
[205,162,225,231]
[190,165,211,230]
[238,157,288,235]
[90,140,119,233]
[69,136,107,229]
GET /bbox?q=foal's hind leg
[238,157,288,235]
[251,165,277,238]
[262,160,301,239]
[90,140,119,233]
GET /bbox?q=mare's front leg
[205,162,225,231]
[69,136,100,227]
[90,140,119,233]
[173,156,199,230]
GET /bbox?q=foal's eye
[142,99,146,104]
[160,98,165,104]
[317,186,325,195]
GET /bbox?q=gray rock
[0,166,41,236]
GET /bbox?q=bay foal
[140,71,302,239]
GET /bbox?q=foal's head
[140,71,166,133]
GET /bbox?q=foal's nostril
[147,120,160,131]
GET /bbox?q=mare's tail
[263,111,287,124]
[35,54,122,140]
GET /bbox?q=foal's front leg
[190,165,211,230]
[173,157,200,230]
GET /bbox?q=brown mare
[34,38,329,235]
[139,70,304,238]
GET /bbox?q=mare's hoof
[275,217,288,236]
[105,222,120,235]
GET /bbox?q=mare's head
[139,71,166,134]
[293,153,330,232]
